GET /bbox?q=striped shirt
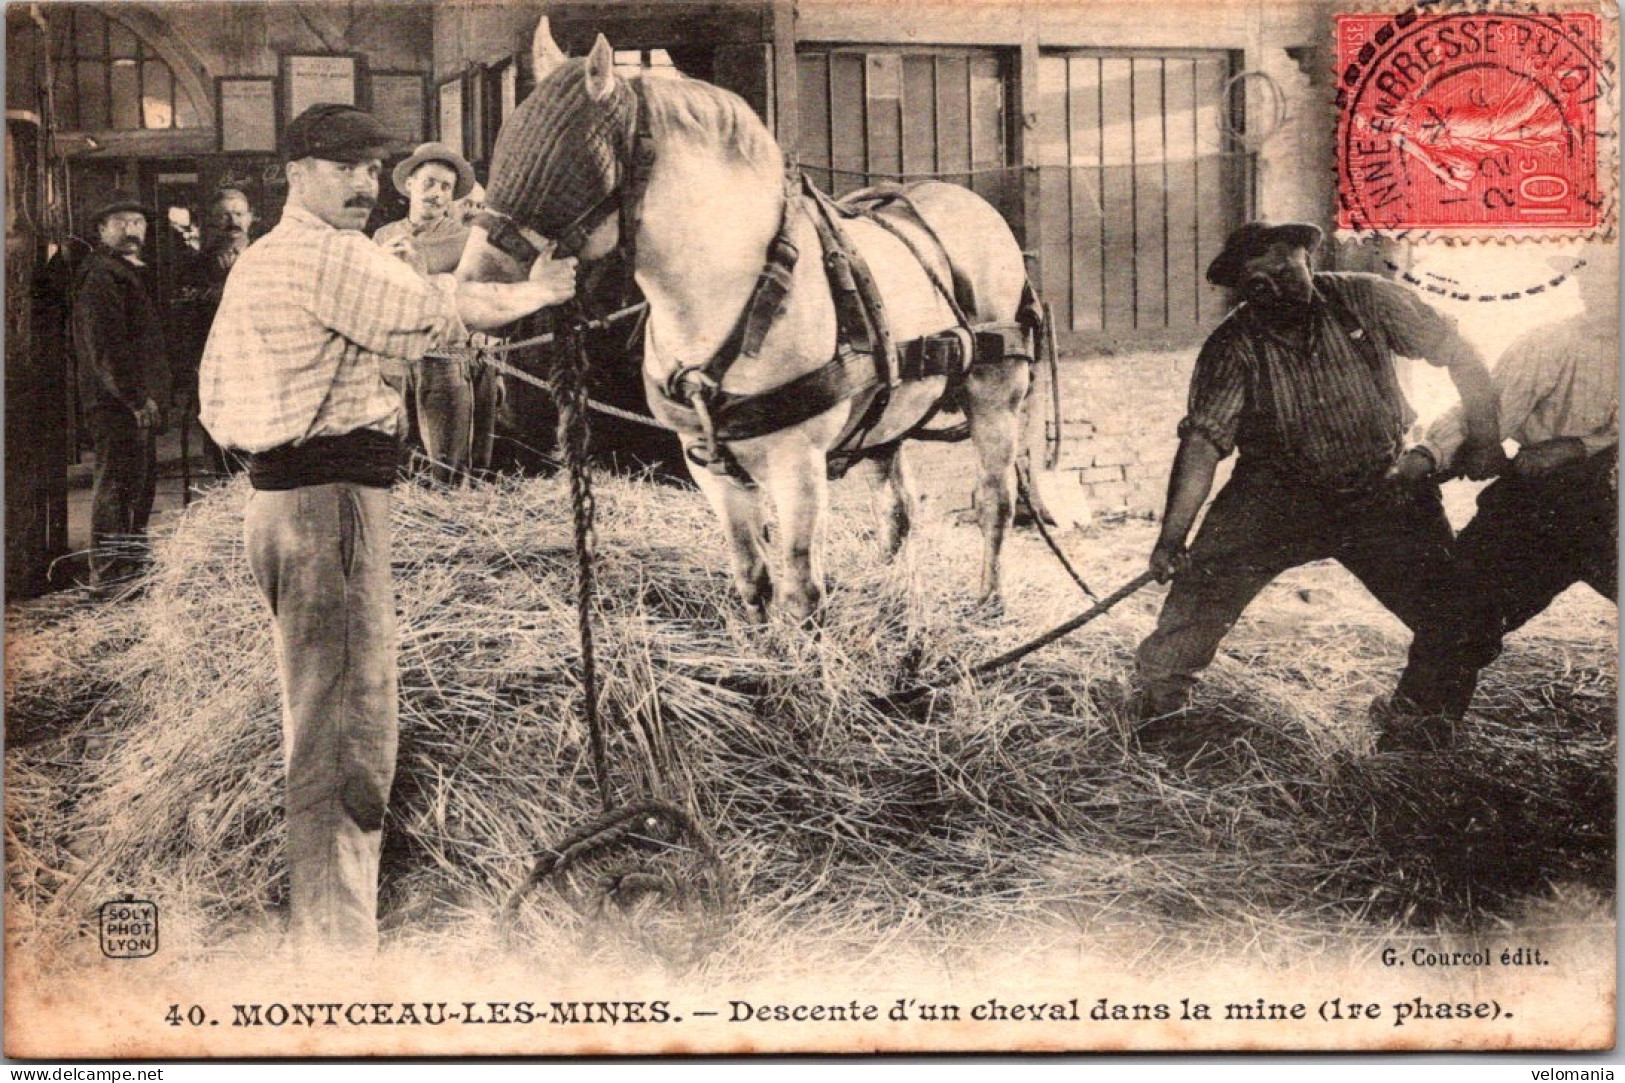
[200,205,467,453]
[1421,312,1618,470]
[1181,273,1458,489]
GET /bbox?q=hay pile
[5,470,1615,969]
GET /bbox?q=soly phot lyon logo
[99,895,159,958]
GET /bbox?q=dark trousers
[469,358,503,476]
[1136,463,1475,714]
[86,404,158,585]
[1397,447,1618,717]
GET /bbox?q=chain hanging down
[505,316,731,961]
[553,320,613,813]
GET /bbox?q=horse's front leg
[963,360,1032,609]
[755,440,829,626]
[687,446,773,623]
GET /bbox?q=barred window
[49,7,202,132]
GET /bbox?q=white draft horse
[458,21,1032,624]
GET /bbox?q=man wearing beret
[71,195,170,589]
[374,142,497,484]
[1131,221,1504,728]
[200,104,577,955]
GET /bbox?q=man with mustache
[373,142,486,484]
[1130,221,1504,729]
[177,188,258,475]
[70,195,170,589]
[200,104,577,955]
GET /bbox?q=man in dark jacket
[175,188,258,475]
[71,195,171,587]
[1132,221,1504,726]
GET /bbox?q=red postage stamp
[1335,7,1612,235]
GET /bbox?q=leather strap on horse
[616,86,658,266]
[841,184,973,332]
[800,177,898,387]
[649,173,1044,485]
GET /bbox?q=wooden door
[1036,50,1247,343]
[797,46,1016,227]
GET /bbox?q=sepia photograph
[2,0,1618,1059]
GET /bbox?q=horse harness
[645,176,1040,486]
[478,76,1041,487]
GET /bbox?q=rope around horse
[469,301,674,433]
[480,300,650,356]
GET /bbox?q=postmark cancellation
[1335,2,1618,240]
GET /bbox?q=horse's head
[457,21,634,284]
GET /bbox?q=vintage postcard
[3,0,1618,1059]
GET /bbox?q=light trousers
[245,482,397,955]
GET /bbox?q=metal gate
[1036,50,1249,343]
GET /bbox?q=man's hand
[380,236,416,264]
[1387,447,1437,488]
[133,397,164,432]
[1455,438,1510,481]
[1512,437,1586,478]
[528,251,578,307]
[1149,537,1190,583]
[452,250,582,332]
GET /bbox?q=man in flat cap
[374,142,496,484]
[200,104,577,955]
[71,194,170,589]
[1130,220,1504,727]
[1374,247,1619,750]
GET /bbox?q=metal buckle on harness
[664,364,717,405]
[899,328,970,382]
[973,325,1033,366]
[666,366,749,486]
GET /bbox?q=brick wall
[904,348,1237,524]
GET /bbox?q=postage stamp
[1335,5,1615,236]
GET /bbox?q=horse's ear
[533,17,568,80]
[584,33,617,101]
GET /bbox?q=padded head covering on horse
[485,57,639,258]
